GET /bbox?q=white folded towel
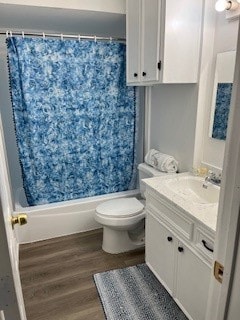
[144,149,178,173]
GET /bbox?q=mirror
[210,51,236,140]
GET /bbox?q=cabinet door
[162,0,202,83]
[126,0,141,83]
[175,243,211,320]
[141,0,161,83]
[146,212,175,294]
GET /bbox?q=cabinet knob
[178,246,184,253]
[134,73,138,77]
[167,236,173,242]
[142,72,146,76]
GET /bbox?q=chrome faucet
[203,170,221,187]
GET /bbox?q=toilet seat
[96,197,144,218]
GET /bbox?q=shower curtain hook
[6,30,9,38]
[94,35,97,43]
[22,31,25,38]
[110,37,113,44]
[78,34,81,41]
[42,32,45,40]
[10,31,13,37]
[60,34,63,41]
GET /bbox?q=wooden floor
[19,229,145,320]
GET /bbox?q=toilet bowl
[95,197,145,254]
[95,163,168,254]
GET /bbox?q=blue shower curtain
[7,37,138,206]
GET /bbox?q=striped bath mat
[93,263,188,320]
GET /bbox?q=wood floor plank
[20,230,102,262]
[20,228,145,320]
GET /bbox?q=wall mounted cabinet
[145,191,214,320]
[126,0,203,85]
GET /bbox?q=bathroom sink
[166,176,220,205]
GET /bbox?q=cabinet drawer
[147,195,194,241]
[195,228,214,262]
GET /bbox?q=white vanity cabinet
[146,212,175,294]
[126,0,203,85]
[145,192,214,320]
[175,240,211,320]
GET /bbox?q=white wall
[0,4,126,37]
[149,84,199,172]
[194,3,239,171]
[202,14,238,170]
[0,0,126,14]
[149,2,238,173]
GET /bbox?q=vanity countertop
[143,172,219,233]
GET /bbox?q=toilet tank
[138,163,166,199]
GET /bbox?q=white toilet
[95,163,167,254]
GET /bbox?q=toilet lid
[96,197,144,218]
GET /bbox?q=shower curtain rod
[0,30,126,42]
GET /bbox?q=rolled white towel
[144,149,178,173]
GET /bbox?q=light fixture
[215,0,239,12]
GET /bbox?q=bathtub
[14,188,140,244]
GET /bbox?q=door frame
[0,113,27,320]
[205,19,240,320]
[0,199,24,320]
